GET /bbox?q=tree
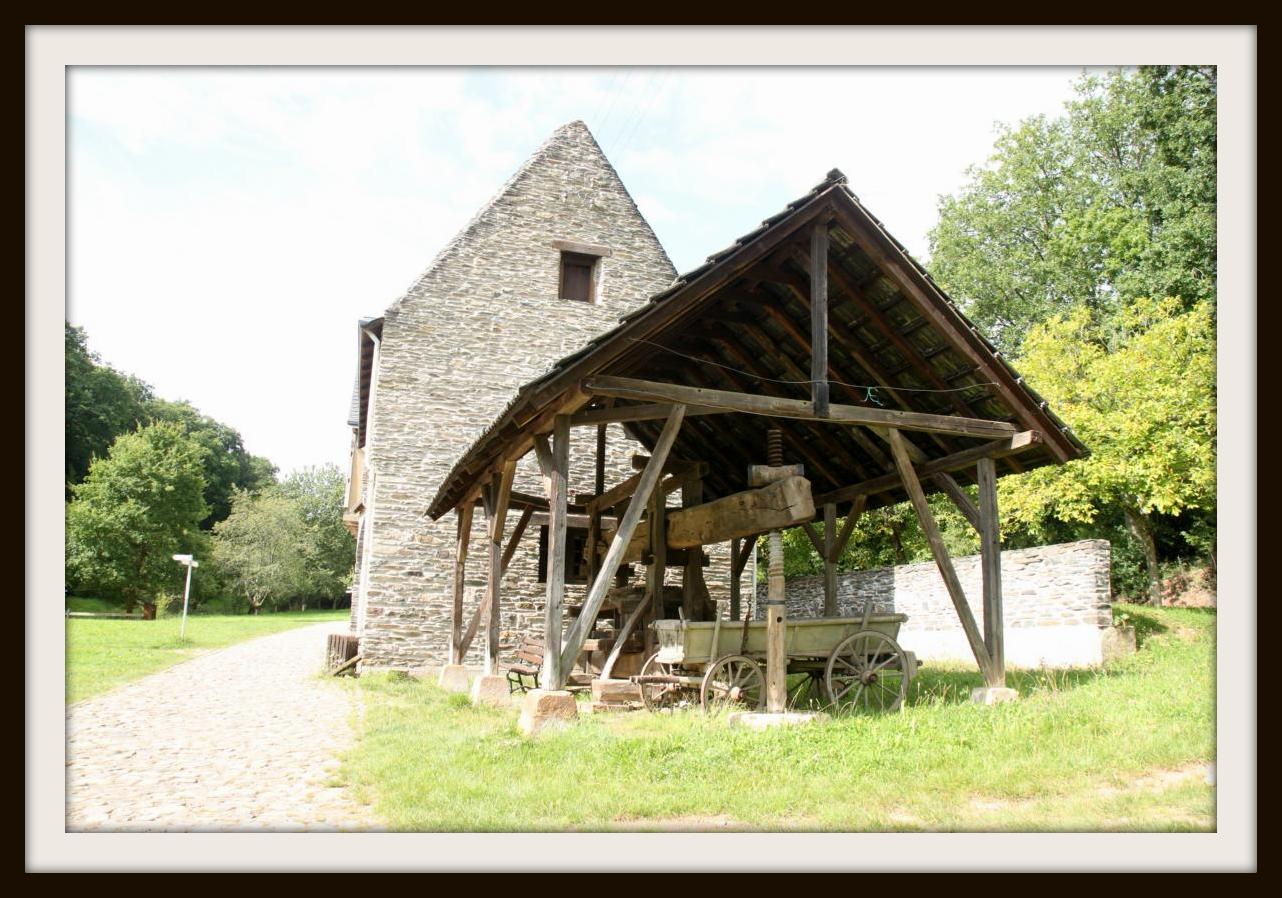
[64,323,153,494]
[999,298,1216,603]
[276,465,356,607]
[211,490,310,614]
[66,421,209,617]
[929,67,1216,353]
[145,398,277,527]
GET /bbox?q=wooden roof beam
[583,376,1020,441]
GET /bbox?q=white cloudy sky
[67,67,1095,476]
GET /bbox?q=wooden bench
[507,635,545,694]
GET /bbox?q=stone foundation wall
[753,539,1117,667]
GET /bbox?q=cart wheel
[700,655,765,714]
[786,670,825,711]
[824,630,912,713]
[638,652,699,713]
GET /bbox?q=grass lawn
[66,605,348,704]
[339,604,1215,831]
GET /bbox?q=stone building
[344,121,744,673]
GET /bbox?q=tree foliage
[929,66,1216,353]
[211,468,355,613]
[64,323,152,494]
[999,298,1216,600]
[66,421,209,614]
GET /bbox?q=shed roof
[425,170,1086,520]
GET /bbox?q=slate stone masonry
[353,121,749,672]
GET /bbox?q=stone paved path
[66,621,380,832]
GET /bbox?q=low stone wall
[754,539,1122,668]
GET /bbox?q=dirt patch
[607,814,753,831]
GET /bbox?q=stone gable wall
[355,122,749,671]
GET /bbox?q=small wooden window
[538,525,589,584]
[559,251,597,303]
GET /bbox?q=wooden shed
[425,169,1087,708]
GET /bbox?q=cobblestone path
[66,621,379,832]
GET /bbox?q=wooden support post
[451,502,473,664]
[810,222,830,418]
[543,415,571,691]
[977,456,1005,687]
[763,427,788,713]
[500,507,533,574]
[646,477,668,657]
[729,537,743,621]
[822,502,838,617]
[887,428,995,683]
[557,406,686,684]
[483,460,516,675]
[681,479,705,621]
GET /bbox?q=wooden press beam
[887,428,995,684]
[556,406,687,686]
[582,376,1019,441]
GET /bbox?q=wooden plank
[977,456,1005,686]
[934,472,981,531]
[500,506,533,574]
[822,502,838,617]
[486,462,516,675]
[556,406,687,685]
[451,502,474,664]
[810,222,830,417]
[532,434,554,496]
[582,461,707,514]
[887,428,994,682]
[812,430,1041,508]
[569,403,726,426]
[582,376,1019,441]
[543,415,570,690]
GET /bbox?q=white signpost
[172,554,199,639]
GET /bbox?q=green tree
[145,398,277,527]
[276,465,356,607]
[64,323,153,494]
[929,66,1216,353]
[999,298,1216,603]
[66,421,209,617]
[211,490,311,614]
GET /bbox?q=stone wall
[355,121,749,672]
[753,539,1119,668]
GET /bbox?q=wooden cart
[633,607,916,715]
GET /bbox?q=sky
[67,66,1093,477]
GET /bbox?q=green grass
[66,606,348,704]
[339,604,1215,831]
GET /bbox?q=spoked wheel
[700,655,765,714]
[785,670,826,712]
[824,630,912,713]
[638,652,699,713]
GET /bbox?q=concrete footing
[971,686,1019,705]
[470,674,511,707]
[437,664,471,693]
[517,689,578,736]
[726,711,828,730]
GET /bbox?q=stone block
[1101,625,1137,663]
[971,687,1019,705]
[437,664,471,693]
[517,689,578,736]
[591,678,640,704]
[725,711,828,730]
[470,674,512,707]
